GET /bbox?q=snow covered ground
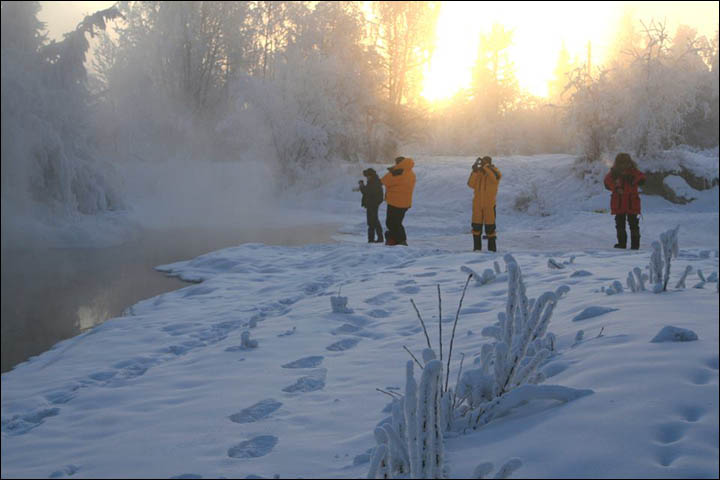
[2,154,718,479]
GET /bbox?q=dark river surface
[1,225,338,373]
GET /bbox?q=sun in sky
[421,1,720,102]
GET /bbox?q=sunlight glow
[422,1,719,102]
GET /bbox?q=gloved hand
[391,168,403,176]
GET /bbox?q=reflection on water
[1,225,337,373]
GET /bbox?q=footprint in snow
[704,355,719,370]
[227,435,278,459]
[654,446,681,467]
[399,285,421,294]
[45,385,82,405]
[571,306,619,322]
[282,370,327,393]
[414,271,437,277]
[162,323,199,336]
[1,407,60,436]
[282,356,324,369]
[230,399,283,424]
[88,371,117,382]
[326,338,360,351]
[653,422,687,445]
[331,324,362,335]
[689,368,712,386]
[676,404,705,423]
[396,325,422,337]
[364,292,397,306]
[49,465,79,478]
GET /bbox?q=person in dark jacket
[359,168,384,243]
[603,152,646,249]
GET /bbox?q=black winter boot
[630,230,640,250]
[473,234,482,251]
[614,229,627,249]
[488,237,497,252]
[629,215,640,250]
[368,227,374,243]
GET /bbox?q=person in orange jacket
[467,156,502,251]
[381,156,416,246]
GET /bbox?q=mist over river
[0,225,337,372]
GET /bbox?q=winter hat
[363,168,377,177]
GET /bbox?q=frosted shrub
[626,271,638,292]
[458,255,590,430]
[368,360,445,479]
[675,266,693,289]
[368,255,593,479]
[461,265,505,286]
[331,295,354,314]
[547,258,565,270]
[240,331,258,350]
[604,280,624,295]
[633,267,647,291]
[657,227,680,292]
[613,226,680,294]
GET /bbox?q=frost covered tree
[565,15,718,162]
[2,2,123,244]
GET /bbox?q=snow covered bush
[650,226,680,292]
[368,359,445,479]
[646,227,681,292]
[331,295,354,314]
[675,265,693,289]
[368,255,592,478]
[457,255,589,430]
[240,331,258,350]
[547,258,565,270]
[461,266,502,286]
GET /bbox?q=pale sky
[38,1,117,40]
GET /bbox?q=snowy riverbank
[2,155,718,478]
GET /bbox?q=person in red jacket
[603,153,646,249]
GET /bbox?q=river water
[1,225,337,373]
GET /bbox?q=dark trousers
[366,204,383,242]
[615,214,640,247]
[386,205,408,244]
